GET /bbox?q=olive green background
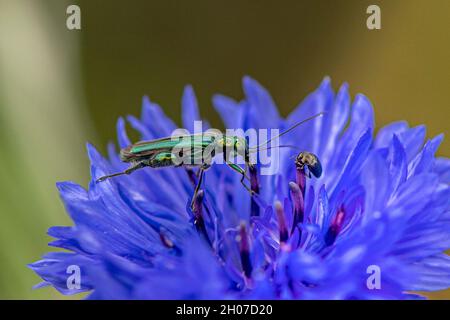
[0,0,448,299]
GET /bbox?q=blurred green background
[0,0,448,299]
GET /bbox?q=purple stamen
[159,230,182,255]
[159,231,174,248]
[275,201,289,244]
[192,190,211,246]
[185,168,197,185]
[249,165,260,216]
[324,207,345,246]
[238,222,252,278]
[289,182,304,235]
[296,164,306,196]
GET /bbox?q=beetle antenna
[249,145,301,153]
[250,112,325,150]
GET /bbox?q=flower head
[30,77,450,299]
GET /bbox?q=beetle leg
[96,161,146,182]
[240,173,255,195]
[195,167,203,178]
[225,162,255,196]
[190,166,206,211]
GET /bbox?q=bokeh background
[0,0,448,299]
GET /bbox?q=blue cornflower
[30,77,450,299]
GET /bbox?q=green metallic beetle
[97,132,254,208]
[96,113,324,209]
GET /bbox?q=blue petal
[141,96,177,137]
[181,85,200,133]
[387,135,407,194]
[242,76,280,128]
[316,185,330,229]
[435,157,450,183]
[389,173,439,219]
[127,115,154,140]
[361,151,390,213]
[320,83,350,165]
[375,121,408,149]
[406,254,450,291]
[86,142,116,184]
[286,77,333,153]
[29,253,95,295]
[398,125,426,163]
[116,117,131,149]
[213,94,244,129]
[408,134,444,177]
[331,94,374,171]
[392,221,450,261]
[329,129,372,204]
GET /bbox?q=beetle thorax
[216,136,247,159]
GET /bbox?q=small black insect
[295,151,322,178]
